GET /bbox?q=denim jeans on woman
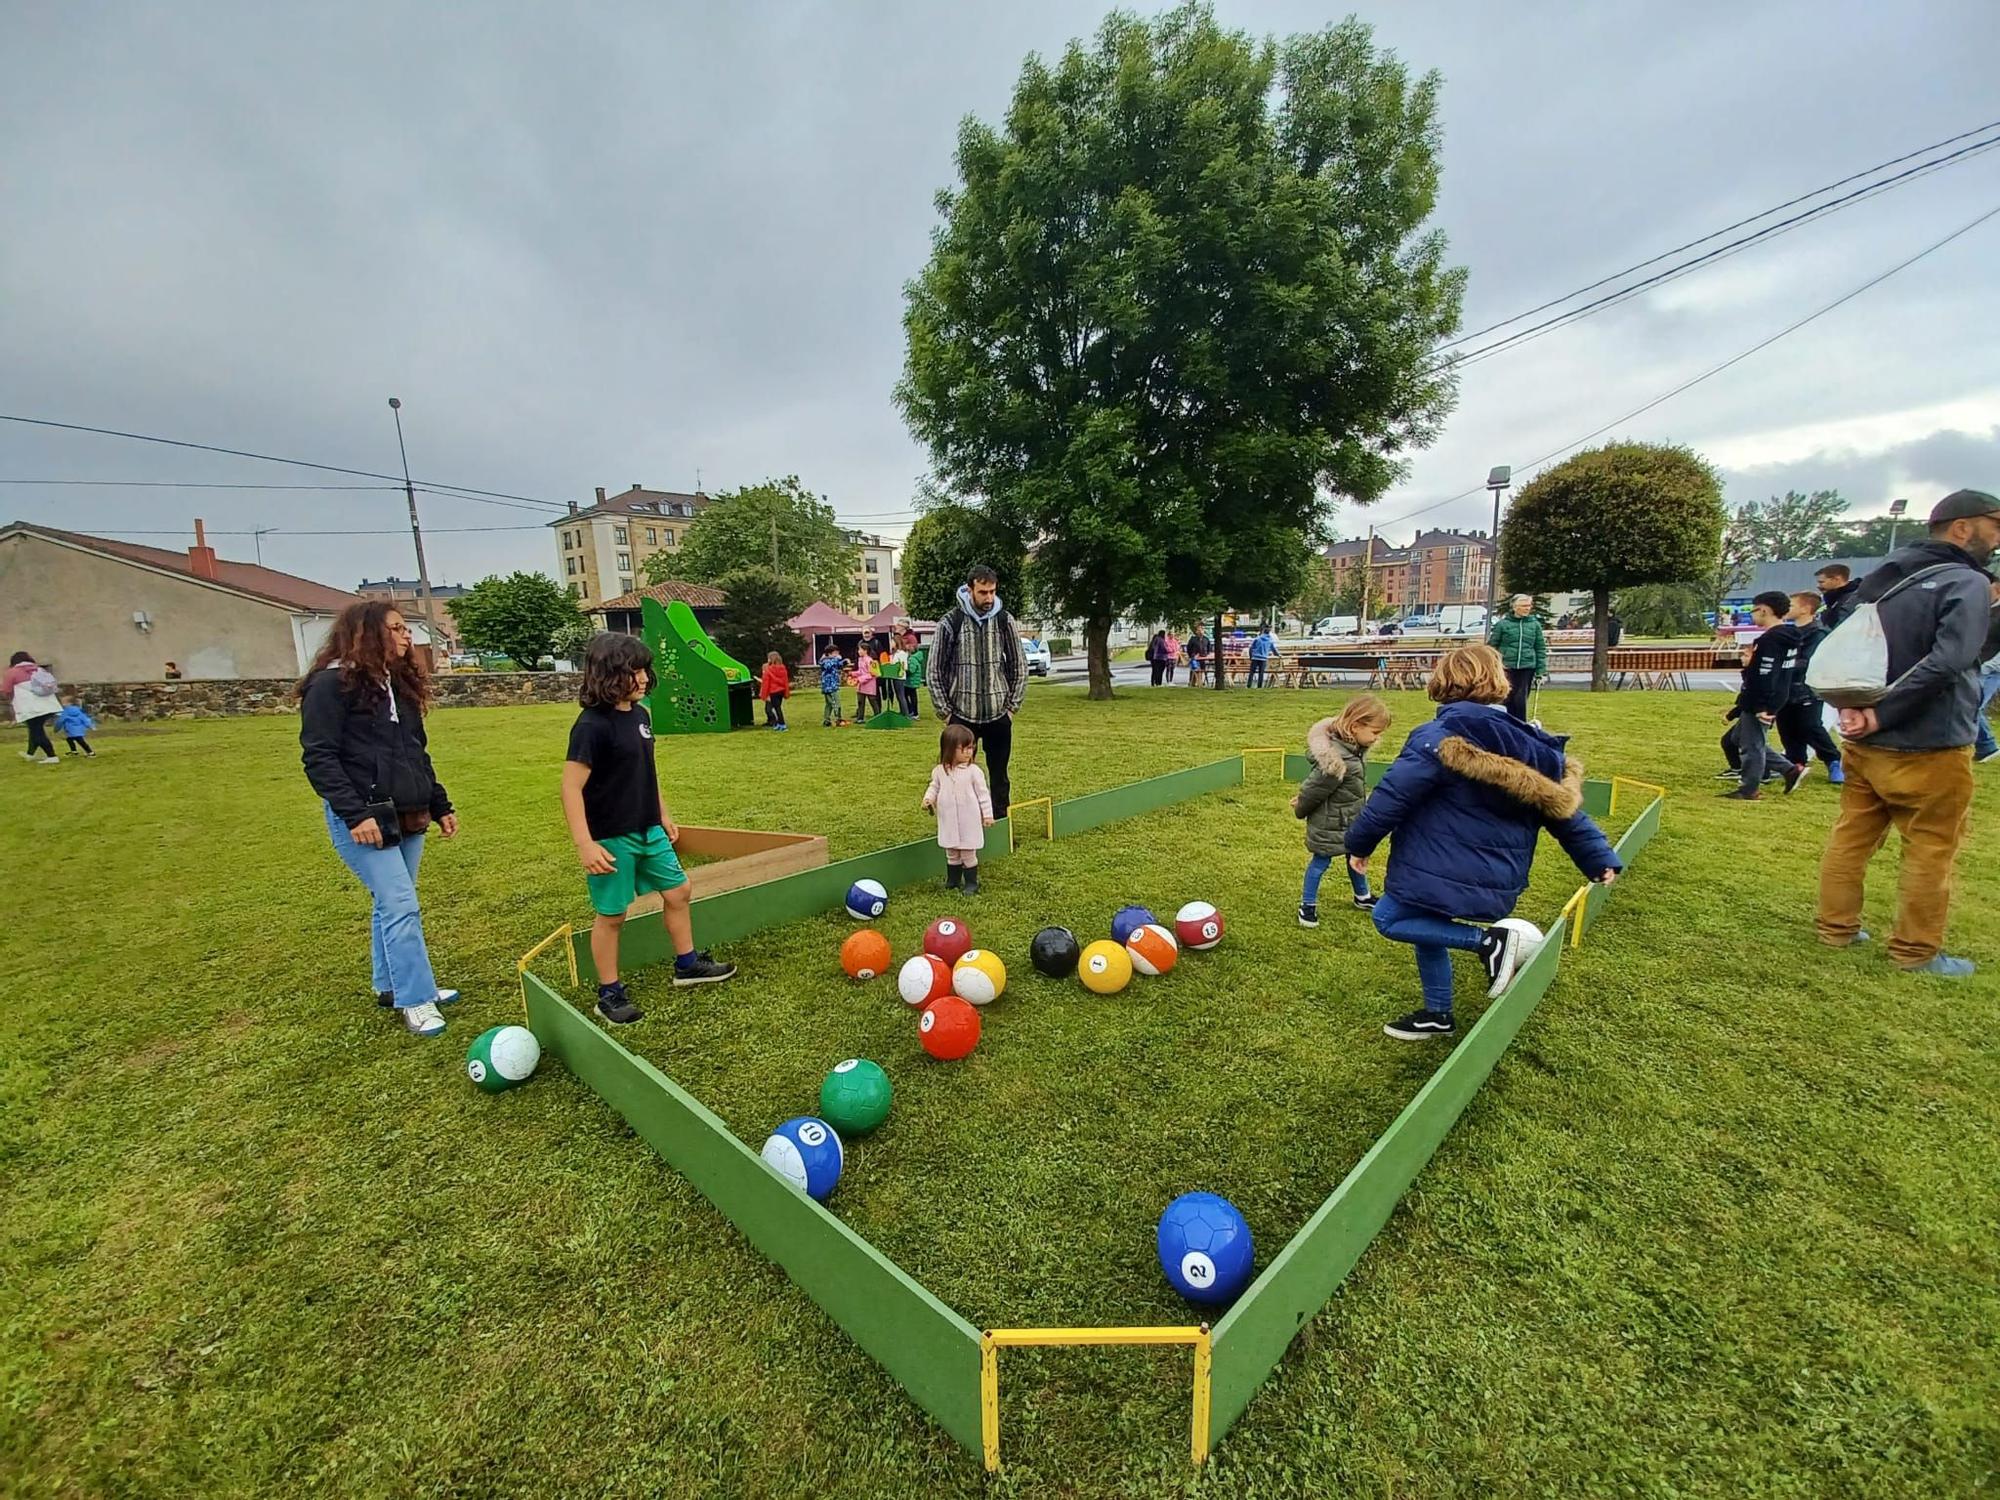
[1369,890,1484,1014]
[1976,666,2000,759]
[324,802,439,1008]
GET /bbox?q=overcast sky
[3,1,1996,593]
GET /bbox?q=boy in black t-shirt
[562,633,735,1023]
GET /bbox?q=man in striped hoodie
[927,564,1027,816]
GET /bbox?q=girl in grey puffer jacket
[1294,694,1391,926]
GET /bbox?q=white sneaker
[433,988,461,1007]
[18,751,31,761]
[402,1001,446,1037]
[37,757,60,768]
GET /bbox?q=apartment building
[355,577,469,649]
[550,486,710,608]
[847,530,900,613]
[1323,528,1495,615]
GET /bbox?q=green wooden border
[1049,757,1244,838]
[1206,911,1572,1443]
[1281,751,1615,818]
[522,969,985,1447]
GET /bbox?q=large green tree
[1499,442,1725,689]
[1734,487,1850,560]
[898,3,1464,697]
[899,501,1028,620]
[655,477,861,611]
[709,567,810,671]
[445,572,585,669]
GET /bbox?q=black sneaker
[1713,767,1742,781]
[1781,760,1810,795]
[1384,1009,1455,1040]
[1352,893,1378,911]
[597,984,643,1024]
[376,990,395,1009]
[945,864,964,890]
[1298,902,1320,928]
[963,868,980,897]
[672,953,737,986]
[1477,923,1523,998]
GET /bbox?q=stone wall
[70,672,585,721]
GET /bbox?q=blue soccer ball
[761,1116,844,1202]
[1111,905,1159,946]
[1157,1192,1254,1304]
[846,879,888,920]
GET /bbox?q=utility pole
[387,398,437,645]
[1484,465,1512,623]
[770,510,781,574]
[1886,496,1909,553]
[1359,526,1375,630]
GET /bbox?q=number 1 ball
[897,953,953,1007]
[840,929,892,980]
[1175,901,1225,950]
[919,995,981,1059]
[1078,939,1133,994]
[1125,923,1179,976]
[924,916,973,966]
[1029,926,1081,978]
[819,1059,892,1136]
[1157,1191,1254,1303]
[762,1116,844,1201]
[1111,905,1158,945]
[845,879,888,920]
[952,949,1007,1005]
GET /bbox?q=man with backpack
[927,564,1028,816]
[5,651,64,766]
[1815,489,2000,976]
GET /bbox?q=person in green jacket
[1489,595,1548,721]
[1292,694,1392,926]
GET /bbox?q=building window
[865,557,879,574]
[616,553,631,573]
[619,577,633,595]
[645,528,656,545]
[614,525,628,545]
[563,531,573,551]
[565,557,577,576]
[662,529,675,546]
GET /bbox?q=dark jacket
[299,669,452,829]
[1788,619,1827,705]
[1488,613,1548,673]
[1737,620,1802,716]
[1294,718,1369,856]
[1344,702,1620,922]
[1819,578,1863,629]
[1845,540,2000,751]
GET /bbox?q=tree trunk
[1211,610,1225,690]
[1591,587,1610,692]
[1085,616,1115,701]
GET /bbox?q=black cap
[1929,489,2000,524]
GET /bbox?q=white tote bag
[1805,564,1955,707]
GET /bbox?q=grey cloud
[1721,425,2000,514]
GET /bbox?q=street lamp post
[387,397,439,652]
[1484,465,1512,622]
[1886,496,1909,554]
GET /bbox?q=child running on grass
[563,633,735,1024]
[818,647,848,726]
[1294,694,1390,926]
[921,722,994,894]
[1344,645,1619,1041]
[759,651,790,731]
[55,697,97,757]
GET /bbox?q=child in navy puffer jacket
[1344,645,1620,1041]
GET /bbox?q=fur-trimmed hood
[1305,716,1356,778]
[1437,735,1584,820]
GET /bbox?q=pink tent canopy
[863,603,936,636]
[788,602,867,634]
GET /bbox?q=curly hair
[295,599,430,710]
[579,632,656,710]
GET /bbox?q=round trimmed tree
[1499,442,1724,689]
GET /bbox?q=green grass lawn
[3,685,1995,1497]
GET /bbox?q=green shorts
[586,826,688,916]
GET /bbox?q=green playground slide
[643,598,755,733]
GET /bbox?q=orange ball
[841,928,892,981]
[919,995,981,1060]
[1125,923,1179,977]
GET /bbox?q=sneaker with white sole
[672,952,737,986]
[1781,760,1810,795]
[401,1001,446,1037]
[1477,923,1524,998]
[38,758,60,767]
[1384,1008,1455,1040]
[1297,901,1320,928]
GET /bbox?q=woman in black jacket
[298,600,461,1036]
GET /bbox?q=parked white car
[1020,638,1052,676]
[1310,615,1378,637]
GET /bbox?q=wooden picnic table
[1209,644,1731,690]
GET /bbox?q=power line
[1367,201,2000,535]
[1438,116,2000,352]
[0,479,404,491]
[79,524,549,537]
[1443,132,2000,371]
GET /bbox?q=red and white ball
[1175,901,1224,950]
[1125,923,1179,976]
[898,953,953,1007]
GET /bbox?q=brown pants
[1815,740,1974,966]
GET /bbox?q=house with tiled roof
[588,578,730,637]
[0,519,363,680]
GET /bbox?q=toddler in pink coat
[922,723,995,894]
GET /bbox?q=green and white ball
[819,1058,892,1136]
[466,1024,541,1093]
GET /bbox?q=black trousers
[764,692,785,726]
[963,714,1012,816]
[1149,659,1167,686]
[22,714,56,759]
[65,735,93,754]
[1776,699,1840,766]
[1504,667,1536,720]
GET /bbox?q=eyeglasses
[388,623,412,636]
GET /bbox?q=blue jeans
[1370,891,1485,1014]
[324,803,439,1007]
[1248,658,1268,687]
[1303,853,1372,904]
[1977,668,2000,758]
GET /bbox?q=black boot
[945,863,963,890]
[963,867,980,897]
